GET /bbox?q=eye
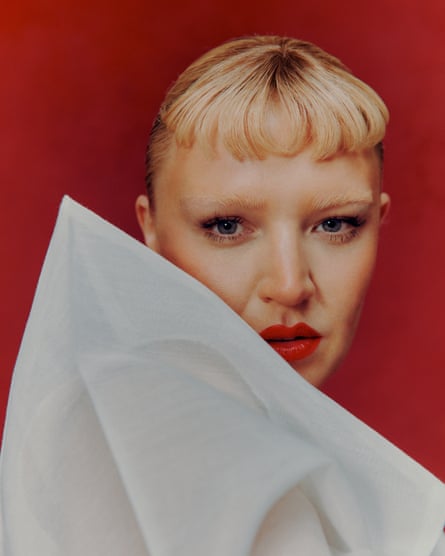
[320,218,343,233]
[215,218,240,235]
[314,216,365,244]
[201,216,249,243]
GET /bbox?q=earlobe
[379,192,391,224]
[135,194,160,252]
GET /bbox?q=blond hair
[146,35,388,197]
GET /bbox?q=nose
[257,231,315,308]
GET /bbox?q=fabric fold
[1,196,444,555]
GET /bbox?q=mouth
[260,323,322,362]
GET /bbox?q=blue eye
[315,216,365,244]
[202,217,243,236]
[216,219,239,235]
[201,216,251,244]
[321,218,343,233]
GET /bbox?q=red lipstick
[260,323,321,362]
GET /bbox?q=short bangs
[146,36,389,193]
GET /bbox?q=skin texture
[136,143,390,387]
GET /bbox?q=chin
[290,353,343,387]
[288,361,327,387]
[298,369,329,388]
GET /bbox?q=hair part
[145,36,389,199]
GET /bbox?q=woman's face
[136,142,389,387]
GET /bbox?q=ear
[379,192,391,224]
[135,194,160,252]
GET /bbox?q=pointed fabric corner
[1,197,444,556]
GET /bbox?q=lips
[260,323,321,362]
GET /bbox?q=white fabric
[1,196,444,556]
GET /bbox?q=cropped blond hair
[146,35,388,197]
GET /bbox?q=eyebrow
[179,192,374,216]
[179,195,267,213]
[308,193,374,212]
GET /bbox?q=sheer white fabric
[1,197,444,556]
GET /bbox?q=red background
[1,1,444,478]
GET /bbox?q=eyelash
[200,215,366,244]
[201,216,246,243]
[315,216,366,244]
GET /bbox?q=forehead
[156,140,381,202]
[151,143,381,226]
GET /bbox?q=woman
[1,36,444,556]
[135,35,390,387]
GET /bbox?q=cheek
[338,241,379,327]
[156,235,250,313]
[314,234,378,329]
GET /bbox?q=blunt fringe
[146,36,388,197]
